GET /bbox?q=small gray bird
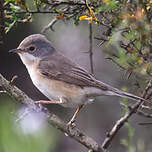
[10,34,147,124]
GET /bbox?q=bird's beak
[9,48,23,53]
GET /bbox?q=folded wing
[37,51,108,91]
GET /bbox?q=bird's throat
[19,53,37,66]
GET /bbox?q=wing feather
[38,52,108,90]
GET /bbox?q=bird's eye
[29,46,35,52]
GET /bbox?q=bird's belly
[28,68,87,108]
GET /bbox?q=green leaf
[10,3,21,11]
[96,0,119,13]
[5,20,16,33]
[117,47,128,67]
[4,0,16,3]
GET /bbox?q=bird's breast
[26,65,87,108]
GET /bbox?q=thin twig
[0,90,6,93]
[46,0,86,6]
[102,80,152,150]
[106,57,126,70]
[106,57,151,79]
[0,73,103,152]
[7,10,61,14]
[120,102,152,118]
[89,23,94,74]
[138,122,152,125]
[94,36,109,47]
[41,18,58,33]
[136,109,152,118]
[140,105,152,110]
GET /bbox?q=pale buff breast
[26,63,88,107]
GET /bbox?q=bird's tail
[97,80,148,103]
[111,89,147,102]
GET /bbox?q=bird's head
[9,34,55,65]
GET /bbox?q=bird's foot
[35,102,47,112]
[67,118,76,128]
[64,119,76,136]
[34,100,60,112]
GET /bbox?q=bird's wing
[37,52,108,90]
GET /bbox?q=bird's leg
[35,97,67,111]
[68,104,84,126]
[35,100,61,111]
[35,100,61,104]
[35,97,66,104]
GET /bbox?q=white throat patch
[19,53,37,66]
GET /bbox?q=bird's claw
[35,101,47,112]
[67,119,76,128]
[64,119,76,136]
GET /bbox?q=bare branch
[46,0,86,6]
[0,90,6,93]
[140,105,152,110]
[102,80,152,150]
[138,122,152,125]
[120,101,152,118]
[42,18,58,33]
[7,10,61,15]
[94,36,109,46]
[136,109,152,118]
[0,73,104,152]
[89,23,94,74]
[106,57,126,70]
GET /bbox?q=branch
[106,57,151,79]
[102,80,152,150]
[41,18,58,33]
[7,0,88,15]
[46,0,86,6]
[0,73,104,152]
[89,23,94,74]
[135,109,152,118]
[8,10,61,14]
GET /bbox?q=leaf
[4,0,16,3]
[10,3,21,11]
[96,0,119,13]
[5,20,16,33]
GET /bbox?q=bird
[9,34,148,125]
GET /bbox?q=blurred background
[0,13,152,152]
